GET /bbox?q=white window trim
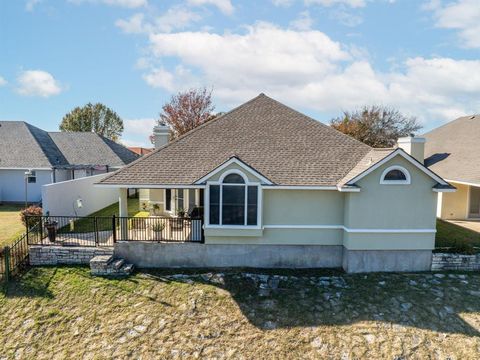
[205,169,262,229]
[380,165,411,185]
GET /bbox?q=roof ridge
[423,114,479,136]
[99,93,267,184]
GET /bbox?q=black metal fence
[24,215,204,247]
[0,223,39,282]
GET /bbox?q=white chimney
[152,124,171,149]
[397,135,426,164]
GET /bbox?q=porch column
[119,188,128,240]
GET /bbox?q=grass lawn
[0,204,26,247]
[1,267,480,358]
[435,219,480,250]
[69,198,141,232]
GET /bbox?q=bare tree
[330,106,422,148]
[158,88,215,139]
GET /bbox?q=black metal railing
[25,215,204,247]
[0,222,40,282]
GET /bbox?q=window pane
[384,169,407,181]
[165,189,171,211]
[223,174,245,184]
[222,185,245,225]
[177,189,184,212]
[247,186,258,225]
[209,185,220,225]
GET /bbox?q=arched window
[380,166,411,185]
[208,171,259,226]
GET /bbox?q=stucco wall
[42,173,118,216]
[438,182,469,220]
[0,169,52,203]
[205,189,344,245]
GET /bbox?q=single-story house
[97,94,454,272]
[424,115,480,220]
[0,121,139,203]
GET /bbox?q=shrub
[20,205,43,229]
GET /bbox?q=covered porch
[437,181,480,220]
[117,186,205,243]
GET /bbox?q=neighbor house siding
[438,182,469,220]
[0,169,52,203]
[343,156,438,250]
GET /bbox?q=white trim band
[263,225,436,233]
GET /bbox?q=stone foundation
[29,245,113,266]
[90,255,134,276]
[342,249,433,273]
[432,253,480,271]
[114,242,343,269]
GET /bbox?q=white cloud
[139,23,479,125]
[290,11,314,30]
[271,0,295,6]
[330,7,363,26]
[116,7,202,34]
[68,0,147,8]
[16,70,63,97]
[122,118,156,147]
[25,0,41,11]
[305,0,366,8]
[0,76,7,86]
[187,0,234,15]
[428,0,480,48]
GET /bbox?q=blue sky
[1,0,479,147]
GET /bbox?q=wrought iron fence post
[112,215,117,243]
[94,217,99,246]
[4,246,10,283]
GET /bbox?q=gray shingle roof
[48,132,138,167]
[99,94,372,186]
[0,121,138,169]
[337,148,395,187]
[424,115,480,185]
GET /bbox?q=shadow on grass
[139,268,480,337]
[2,267,56,299]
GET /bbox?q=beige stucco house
[97,94,454,273]
[424,115,480,220]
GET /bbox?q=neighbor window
[208,172,259,226]
[27,171,36,184]
[165,189,171,211]
[380,166,410,185]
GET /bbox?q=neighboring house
[127,147,154,156]
[97,94,453,272]
[424,115,480,220]
[0,121,139,203]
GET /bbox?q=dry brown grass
[1,267,480,359]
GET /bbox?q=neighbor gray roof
[0,121,138,169]
[424,114,480,185]
[99,94,373,187]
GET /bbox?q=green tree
[330,105,422,148]
[60,103,124,141]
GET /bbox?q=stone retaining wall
[432,252,480,271]
[29,245,113,266]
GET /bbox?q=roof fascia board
[346,149,449,186]
[445,179,480,188]
[194,157,273,185]
[94,184,206,189]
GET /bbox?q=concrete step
[121,263,134,275]
[112,258,125,270]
